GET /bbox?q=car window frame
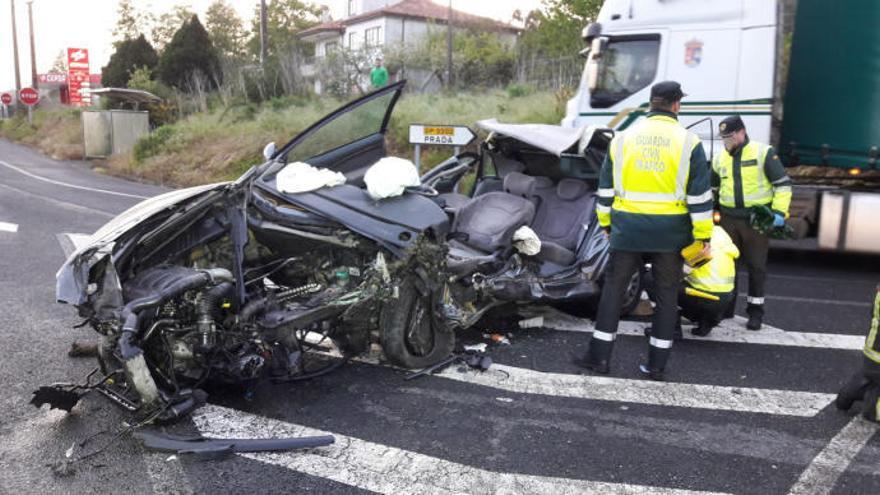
[590,34,661,109]
[273,80,405,163]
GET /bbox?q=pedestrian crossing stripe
[193,404,731,495]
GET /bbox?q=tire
[380,276,455,369]
[619,268,645,316]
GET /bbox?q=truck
[563,0,880,254]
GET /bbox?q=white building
[299,0,520,92]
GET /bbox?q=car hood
[56,182,229,305]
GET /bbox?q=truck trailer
[564,0,880,254]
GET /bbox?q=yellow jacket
[686,226,739,294]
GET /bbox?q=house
[299,0,520,92]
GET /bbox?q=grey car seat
[530,178,595,266]
[446,173,538,275]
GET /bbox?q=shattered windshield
[590,36,660,109]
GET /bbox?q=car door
[273,81,405,187]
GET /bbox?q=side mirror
[586,37,606,91]
[262,142,277,161]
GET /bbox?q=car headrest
[533,176,554,189]
[557,178,589,201]
[503,172,538,197]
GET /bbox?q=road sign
[409,124,476,147]
[1,93,11,105]
[19,87,39,106]
[67,47,91,107]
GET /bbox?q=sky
[0,0,544,92]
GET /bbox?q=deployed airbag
[276,161,346,194]
[364,157,420,200]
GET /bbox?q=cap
[650,81,686,103]
[718,115,745,136]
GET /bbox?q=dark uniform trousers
[594,250,682,371]
[679,287,734,329]
[719,214,768,318]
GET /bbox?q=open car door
[272,81,405,187]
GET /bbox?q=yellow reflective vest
[712,140,793,216]
[597,113,714,251]
[686,226,739,294]
[865,287,880,366]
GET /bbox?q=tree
[247,0,320,57]
[102,35,160,88]
[50,50,67,73]
[519,0,603,58]
[151,5,196,51]
[112,0,147,45]
[158,15,221,90]
[206,0,248,59]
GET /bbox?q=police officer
[713,116,792,330]
[679,224,739,336]
[575,81,713,380]
[835,286,880,423]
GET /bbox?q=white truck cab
[563,0,778,157]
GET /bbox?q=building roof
[299,0,520,38]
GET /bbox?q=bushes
[133,125,176,163]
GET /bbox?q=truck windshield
[591,36,660,109]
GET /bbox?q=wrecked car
[45,81,641,422]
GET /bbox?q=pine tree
[157,15,221,90]
[102,35,160,88]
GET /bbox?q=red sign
[0,93,11,105]
[67,47,91,107]
[19,87,39,106]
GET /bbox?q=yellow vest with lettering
[712,141,774,208]
[610,116,697,216]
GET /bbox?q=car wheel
[619,268,644,316]
[380,276,454,369]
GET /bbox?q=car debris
[463,343,488,353]
[405,352,493,381]
[39,81,637,425]
[134,430,335,459]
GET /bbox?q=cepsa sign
[67,47,91,107]
[409,124,476,147]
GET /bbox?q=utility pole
[27,0,37,89]
[10,0,22,96]
[259,0,268,68]
[446,0,452,89]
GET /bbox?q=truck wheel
[380,276,454,369]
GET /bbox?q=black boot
[574,336,613,374]
[746,303,764,330]
[639,344,671,381]
[836,373,871,411]
[692,320,715,337]
[746,313,762,330]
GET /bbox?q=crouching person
[679,225,739,336]
[836,286,880,422]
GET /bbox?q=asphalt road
[0,138,878,495]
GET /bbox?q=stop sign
[0,93,11,105]
[19,87,39,106]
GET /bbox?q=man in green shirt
[370,57,389,89]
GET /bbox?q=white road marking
[738,292,872,308]
[0,182,116,218]
[194,404,729,495]
[0,221,18,233]
[787,417,879,495]
[0,159,150,199]
[433,363,834,417]
[142,451,194,495]
[518,307,864,350]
